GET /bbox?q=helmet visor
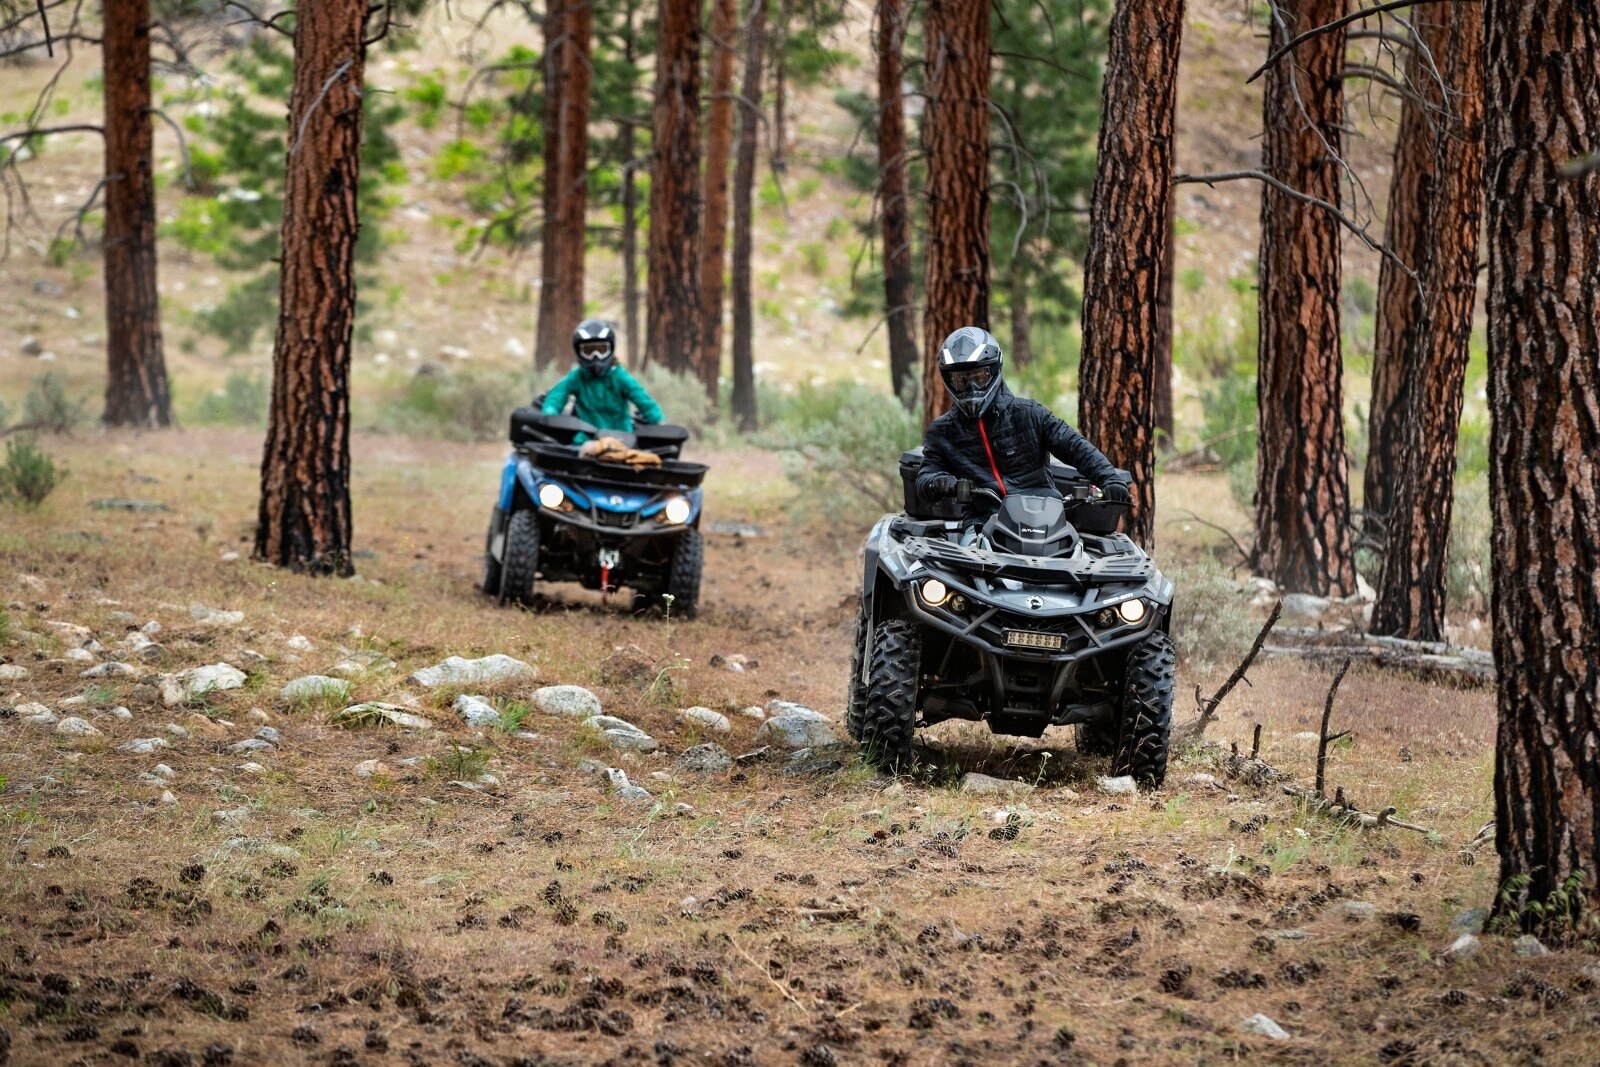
[945,365,995,396]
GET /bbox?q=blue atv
[480,408,707,617]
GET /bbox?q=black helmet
[937,326,1004,418]
[573,319,617,376]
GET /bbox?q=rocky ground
[0,430,1595,1066]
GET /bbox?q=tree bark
[101,0,171,430]
[1485,0,1600,926]
[770,0,789,174]
[534,0,593,370]
[697,0,738,401]
[1077,0,1185,549]
[1153,202,1176,442]
[646,0,703,375]
[1252,0,1358,596]
[919,0,990,428]
[1364,7,1449,534]
[1370,0,1483,642]
[255,0,367,575]
[876,0,918,405]
[621,0,642,369]
[730,0,767,432]
[1008,251,1031,370]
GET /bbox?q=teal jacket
[541,365,664,434]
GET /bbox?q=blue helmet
[937,326,1004,418]
[573,319,617,376]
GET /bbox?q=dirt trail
[0,431,1589,1066]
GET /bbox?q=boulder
[1097,775,1137,796]
[588,715,658,753]
[178,663,248,698]
[960,772,1032,796]
[280,675,353,704]
[410,654,537,688]
[678,706,731,733]
[755,715,837,749]
[54,716,101,738]
[454,694,502,729]
[1448,933,1482,960]
[1240,1014,1290,1041]
[534,685,602,719]
[18,703,56,725]
[0,664,29,681]
[675,743,734,775]
[767,700,830,721]
[330,702,434,731]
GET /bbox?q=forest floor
[0,430,1593,1066]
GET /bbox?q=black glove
[1101,480,1133,506]
[925,474,959,500]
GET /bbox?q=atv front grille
[595,510,636,529]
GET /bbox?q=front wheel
[501,509,541,607]
[857,618,920,773]
[665,528,704,619]
[844,602,869,742]
[1111,631,1175,787]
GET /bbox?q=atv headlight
[1117,598,1148,624]
[538,483,565,510]
[920,578,950,606]
[662,495,692,525]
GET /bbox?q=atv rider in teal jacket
[541,319,663,435]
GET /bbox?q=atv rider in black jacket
[916,326,1132,508]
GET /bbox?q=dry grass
[0,430,1591,1065]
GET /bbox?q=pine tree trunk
[698,0,738,401]
[1370,1,1483,642]
[875,0,918,405]
[919,0,990,428]
[621,0,642,368]
[1008,252,1031,370]
[646,0,703,375]
[1485,0,1600,925]
[101,0,170,429]
[771,0,789,174]
[1153,203,1176,442]
[1252,0,1358,596]
[535,0,593,370]
[730,0,767,432]
[255,0,367,576]
[1077,0,1185,549]
[1364,8,1449,535]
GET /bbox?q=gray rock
[352,759,389,779]
[678,706,731,733]
[454,694,502,729]
[1450,907,1488,935]
[20,335,41,356]
[285,635,315,652]
[118,737,170,754]
[589,715,658,753]
[228,738,274,754]
[1448,933,1482,960]
[19,703,56,726]
[738,705,766,720]
[961,772,1032,796]
[254,726,281,744]
[605,767,653,802]
[0,664,29,681]
[1240,1014,1290,1041]
[190,603,245,626]
[330,703,434,730]
[1097,775,1138,796]
[54,716,101,738]
[755,715,838,749]
[411,654,537,688]
[675,743,734,775]
[221,836,302,861]
[64,648,96,664]
[767,700,830,722]
[163,724,188,738]
[150,764,174,780]
[280,675,352,704]
[104,706,132,720]
[81,661,139,679]
[1513,934,1550,958]
[1281,593,1331,618]
[534,684,602,719]
[1340,901,1378,921]
[178,663,248,697]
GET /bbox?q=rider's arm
[1040,406,1124,489]
[541,369,579,416]
[915,435,960,500]
[616,368,664,425]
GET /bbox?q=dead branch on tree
[1174,601,1283,743]
[1245,0,1464,85]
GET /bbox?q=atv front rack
[523,442,708,492]
[903,532,1155,586]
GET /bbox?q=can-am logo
[1026,596,1044,611]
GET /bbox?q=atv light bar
[1005,629,1065,651]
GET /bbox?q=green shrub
[1199,371,1257,469]
[23,372,87,434]
[763,382,921,526]
[193,372,270,427]
[1179,266,1206,293]
[382,366,532,443]
[0,436,63,508]
[1165,555,1261,671]
[628,365,717,437]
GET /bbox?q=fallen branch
[1261,627,1493,685]
[1174,601,1282,743]
[725,935,809,1016]
[1313,658,1353,797]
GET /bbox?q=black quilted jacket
[915,388,1123,500]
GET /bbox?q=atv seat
[897,447,1129,533]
